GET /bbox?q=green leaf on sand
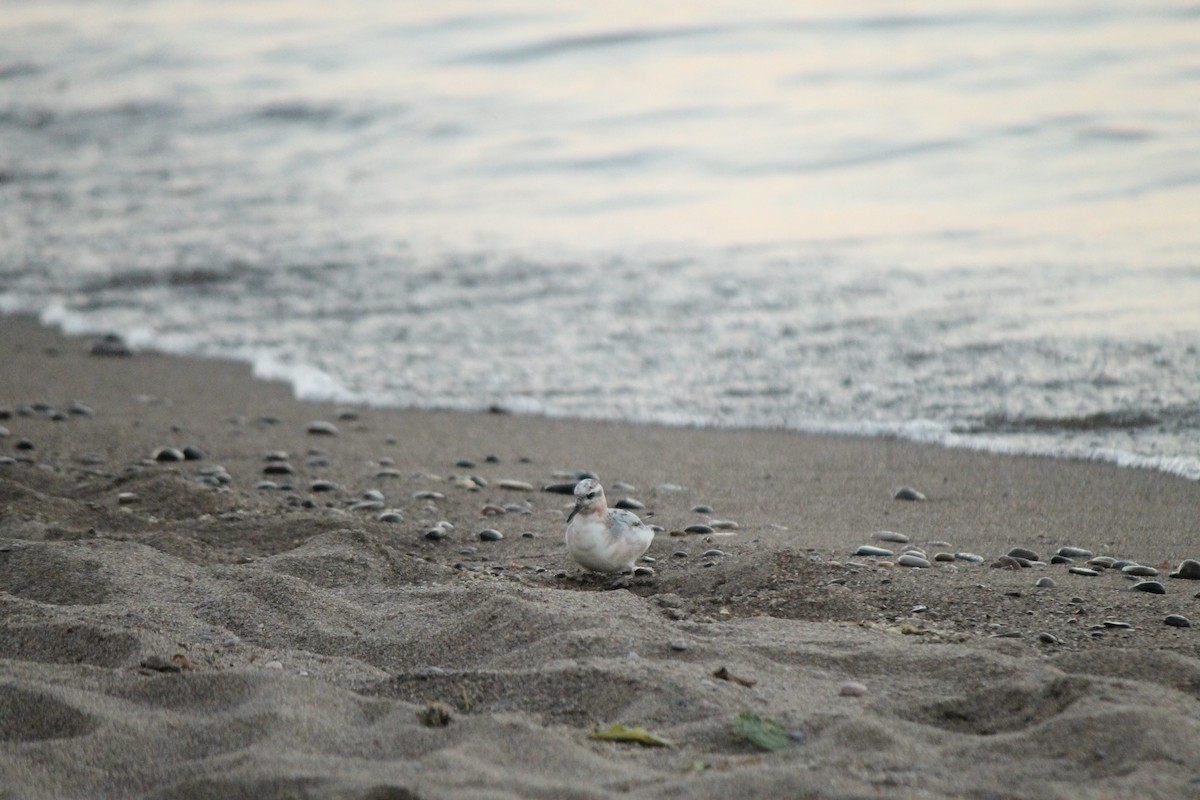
[589,724,677,748]
[734,711,792,751]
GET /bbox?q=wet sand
[2,313,1199,799]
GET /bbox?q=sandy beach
[2,313,1199,799]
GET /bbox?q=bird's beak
[567,503,580,523]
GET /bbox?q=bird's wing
[607,509,646,530]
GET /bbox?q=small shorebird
[565,478,655,576]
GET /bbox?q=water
[3,1,1199,479]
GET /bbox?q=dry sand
[2,313,1199,799]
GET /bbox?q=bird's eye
[586,491,597,499]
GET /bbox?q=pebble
[892,486,926,501]
[361,489,385,502]
[182,445,206,461]
[1169,559,1200,580]
[498,479,534,491]
[264,451,289,462]
[656,483,687,492]
[872,531,910,544]
[991,556,1023,570]
[306,420,339,436]
[853,545,893,558]
[954,552,985,563]
[1112,560,1138,570]
[310,480,339,493]
[15,438,35,450]
[1088,556,1117,568]
[1007,547,1040,561]
[1069,568,1101,577]
[1050,555,1074,565]
[669,640,690,652]
[703,549,727,558]
[1057,546,1093,558]
[615,498,645,510]
[413,491,445,500]
[1131,581,1166,594]
[377,512,404,523]
[691,504,714,514]
[1036,577,1057,588]
[263,660,284,670]
[709,520,739,530]
[541,482,578,495]
[897,554,930,568]
[349,500,384,511]
[256,480,278,490]
[455,459,475,468]
[1101,620,1132,629]
[611,481,636,492]
[152,447,185,462]
[117,492,138,505]
[1164,614,1192,628]
[1038,632,1062,644]
[1122,564,1159,577]
[933,552,956,563]
[376,468,402,478]
[69,401,95,416]
[425,529,449,541]
[479,529,503,542]
[263,462,295,475]
[90,334,132,357]
[0,426,8,438]
[838,680,867,697]
[672,550,689,559]
[684,524,714,535]
[633,566,655,577]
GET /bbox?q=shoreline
[4,312,1200,798]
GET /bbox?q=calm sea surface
[3,1,1199,478]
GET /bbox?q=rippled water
[3,1,1199,478]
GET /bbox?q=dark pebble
[263,462,295,475]
[306,420,339,436]
[264,451,289,462]
[1056,546,1093,558]
[182,445,205,461]
[1122,564,1159,577]
[1101,620,1132,629]
[684,524,714,535]
[455,459,475,468]
[703,549,727,558]
[691,504,714,514]
[255,481,279,490]
[1069,567,1101,577]
[425,529,448,541]
[1111,560,1138,570]
[1131,581,1166,594]
[90,334,132,357]
[1050,555,1074,565]
[1169,559,1200,580]
[349,500,385,512]
[377,512,404,523]
[992,556,1023,570]
[479,529,503,542]
[933,552,955,562]
[541,482,578,495]
[310,480,339,492]
[413,490,445,501]
[1007,547,1040,561]
[615,498,645,510]
[1164,614,1192,628]
[893,486,927,501]
[1036,577,1056,588]
[152,446,185,462]
[1087,556,1116,568]
[485,455,501,463]
[15,439,35,451]
[672,551,689,559]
